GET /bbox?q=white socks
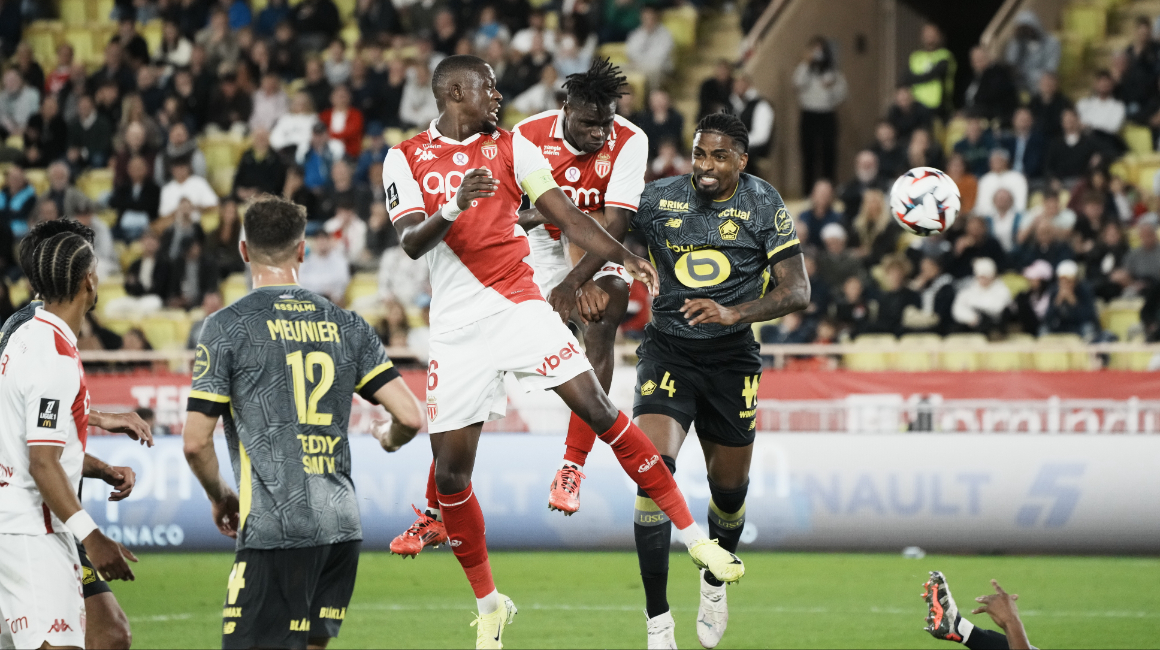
[957,617,974,644]
[477,589,501,615]
[676,522,709,548]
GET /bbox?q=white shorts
[0,533,85,650]
[426,300,593,433]
[528,226,632,299]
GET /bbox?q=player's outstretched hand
[681,298,741,326]
[213,492,241,539]
[971,580,1020,629]
[576,281,609,323]
[102,465,137,501]
[624,254,659,297]
[455,168,499,211]
[83,530,138,581]
[97,411,153,447]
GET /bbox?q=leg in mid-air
[923,571,1013,650]
[390,440,448,557]
[550,274,631,514]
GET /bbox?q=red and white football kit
[0,309,89,650]
[513,110,648,295]
[382,121,593,434]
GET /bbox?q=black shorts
[221,540,360,650]
[633,324,763,447]
[77,541,112,599]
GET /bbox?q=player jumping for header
[617,112,810,648]
[382,55,743,648]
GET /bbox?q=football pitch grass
[114,551,1159,649]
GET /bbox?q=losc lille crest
[594,153,611,178]
[427,397,438,421]
[481,141,498,160]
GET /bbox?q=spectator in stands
[115,13,150,69]
[159,155,219,222]
[1122,214,1160,286]
[156,122,207,183]
[171,68,207,131]
[869,120,906,179]
[355,130,389,188]
[1004,10,1061,94]
[186,291,225,349]
[111,120,156,188]
[964,46,1019,126]
[829,275,875,338]
[976,148,1028,217]
[22,94,67,167]
[472,5,512,53]
[320,85,364,158]
[347,59,382,128]
[905,128,945,170]
[233,129,286,200]
[851,188,902,268]
[906,23,955,118]
[355,0,399,41]
[794,36,848,196]
[115,328,157,372]
[244,38,275,87]
[1044,108,1099,184]
[165,236,218,310]
[799,179,842,249]
[626,6,674,89]
[157,19,194,71]
[283,164,319,220]
[270,91,322,161]
[552,33,590,79]
[0,68,40,140]
[45,44,74,96]
[324,198,367,264]
[839,150,889,221]
[365,202,397,261]
[206,198,245,278]
[173,0,211,40]
[1044,259,1098,339]
[1076,70,1126,155]
[256,0,291,38]
[93,80,123,127]
[947,215,1006,278]
[250,71,289,132]
[1014,216,1074,270]
[88,41,135,97]
[511,65,562,115]
[69,198,119,279]
[323,39,351,87]
[647,139,692,181]
[67,95,114,169]
[1073,190,1109,249]
[953,113,995,177]
[319,158,372,220]
[1120,17,1159,125]
[698,59,734,120]
[377,240,430,311]
[730,73,775,167]
[802,252,830,320]
[42,161,86,218]
[952,256,1011,337]
[871,254,920,336]
[1011,258,1052,335]
[634,89,684,159]
[399,63,439,129]
[0,163,35,235]
[985,187,1031,255]
[511,9,556,55]
[1085,221,1129,300]
[125,231,170,299]
[300,230,350,303]
[293,0,341,53]
[303,58,332,114]
[110,154,161,241]
[135,66,165,116]
[205,71,253,134]
[271,20,305,79]
[906,254,955,335]
[760,310,813,345]
[1001,107,1045,182]
[300,122,336,193]
[817,222,862,291]
[12,44,44,95]
[603,0,642,44]
[886,85,933,143]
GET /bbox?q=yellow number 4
[227,562,247,605]
[286,351,335,425]
[742,374,760,409]
[660,372,676,397]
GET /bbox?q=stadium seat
[341,23,360,49]
[140,318,184,350]
[940,333,986,371]
[64,27,98,67]
[1033,333,1088,371]
[78,169,114,201]
[894,333,939,371]
[23,26,61,70]
[200,208,220,233]
[4,134,21,150]
[1000,272,1029,297]
[345,273,379,306]
[941,115,967,155]
[23,168,48,195]
[597,43,628,66]
[843,335,895,371]
[662,6,698,50]
[335,0,356,20]
[1102,298,1143,340]
[980,342,1025,371]
[1123,124,1154,156]
[60,0,88,26]
[201,138,246,172]
[102,319,133,336]
[209,167,237,197]
[92,0,115,22]
[7,278,30,307]
[1063,4,1107,43]
[221,274,249,305]
[141,20,163,56]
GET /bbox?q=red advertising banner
[754,371,1160,400]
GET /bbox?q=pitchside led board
[82,433,1160,554]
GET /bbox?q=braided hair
[696,112,750,154]
[30,232,95,304]
[563,58,626,110]
[18,219,95,298]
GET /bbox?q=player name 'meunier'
[266,319,342,343]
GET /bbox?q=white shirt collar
[34,307,78,346]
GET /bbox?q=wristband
[441,201,463,222]
[65,510,98,541]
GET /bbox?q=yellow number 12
[286,351,335,425]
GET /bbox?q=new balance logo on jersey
[638,455,660,473]
[37,399,59,428]
[47,619,73,633]
[414,149,438,162]
[534,343,582,376]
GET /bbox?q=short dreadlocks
[563,58,626,109]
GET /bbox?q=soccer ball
[889,167,961,236]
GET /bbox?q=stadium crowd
[1,0,1160,366]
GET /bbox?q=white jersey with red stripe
[0,308,89,536]
[382,121,556,334]
[513,110,647,294]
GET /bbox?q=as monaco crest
[595,153,611,178]
[427,397,438,421]
[481,142,498,160]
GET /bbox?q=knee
[90,618,132,650]
[575,394,618,433]
[707,473,750,494]
[434,466,471,496]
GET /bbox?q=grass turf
[112,551,1159,648]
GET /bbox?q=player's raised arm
[393,167,500,259]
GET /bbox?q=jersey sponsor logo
[638,454,660,473]
[82,565,97,584]
[775,207,793,236]
[659,199,689,212]
[594,153,611,179]
[387,182,399,209]
[674,250,733,288]
[481,142,498,159]
[427,396,438,421]
[422,170,465,203]
[534,342,582,376]
[193,344,211,380]
[319,606,346,620]
[290,618,311,632]
[718,219,740,241]
[37,398,60,428]
[542,144,561,156]
[640,379,657,396]
[718,207,751,220]
[561,185,601,208]
[664,239,711,253]
[7,617,28,634]
[223,607,242,618]
[1,353,8,375]
[46,619,73,633]
[665,218,682,228]
[414,149,438,162]
[453,151,469,165]
[564,166,581,182]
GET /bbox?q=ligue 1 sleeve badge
[595,153,611,178]
[481,142,498,159]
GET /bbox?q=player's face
[563,101,617,154]
[692,132,747,200]
[465,65,502,132]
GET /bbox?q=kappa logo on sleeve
[37,399,60,428]
[387,183,399,209]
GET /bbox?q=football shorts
[426,300,593,433]
[0,532,85,650]
[221,540,360,649]
[77,539,112,598]
[632,324,763,447]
